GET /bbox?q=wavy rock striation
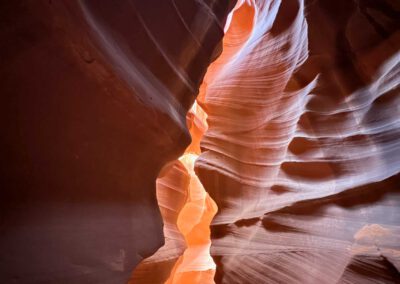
[131,1,400,283]
[132,102,218,283]
[194,0,400,283]
[1,0,399,283]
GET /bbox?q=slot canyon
[0,0,399,283]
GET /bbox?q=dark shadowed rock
[0,0,234,282]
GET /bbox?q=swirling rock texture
[132,97,218,284]
[1,0,400,284]
[135,0,400,283]
[196,0,400,283]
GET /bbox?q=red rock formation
[132,65,218,284]
[0,1,234,283]
[132,0,400,283]
[195,0,400,283]
[1,0,399,283]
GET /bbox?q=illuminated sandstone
[135,0,400,283]
[1,0,399,283]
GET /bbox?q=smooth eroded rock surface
[0,0,233,282]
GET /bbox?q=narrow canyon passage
[133,0,400,283]
[1,0,399,283]
[131,102,218,284]
[131,3,254,282]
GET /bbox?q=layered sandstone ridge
[131,102,218,283]
[196,0,400,283]
[1,0,399,283]
[134,0,399,283]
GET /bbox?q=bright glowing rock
[2,0,399,283]
[195,0,400,283]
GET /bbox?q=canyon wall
[134,0,400,283]
[0,0,399,283]
[0,0,233,282]
[198,0,400,283]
